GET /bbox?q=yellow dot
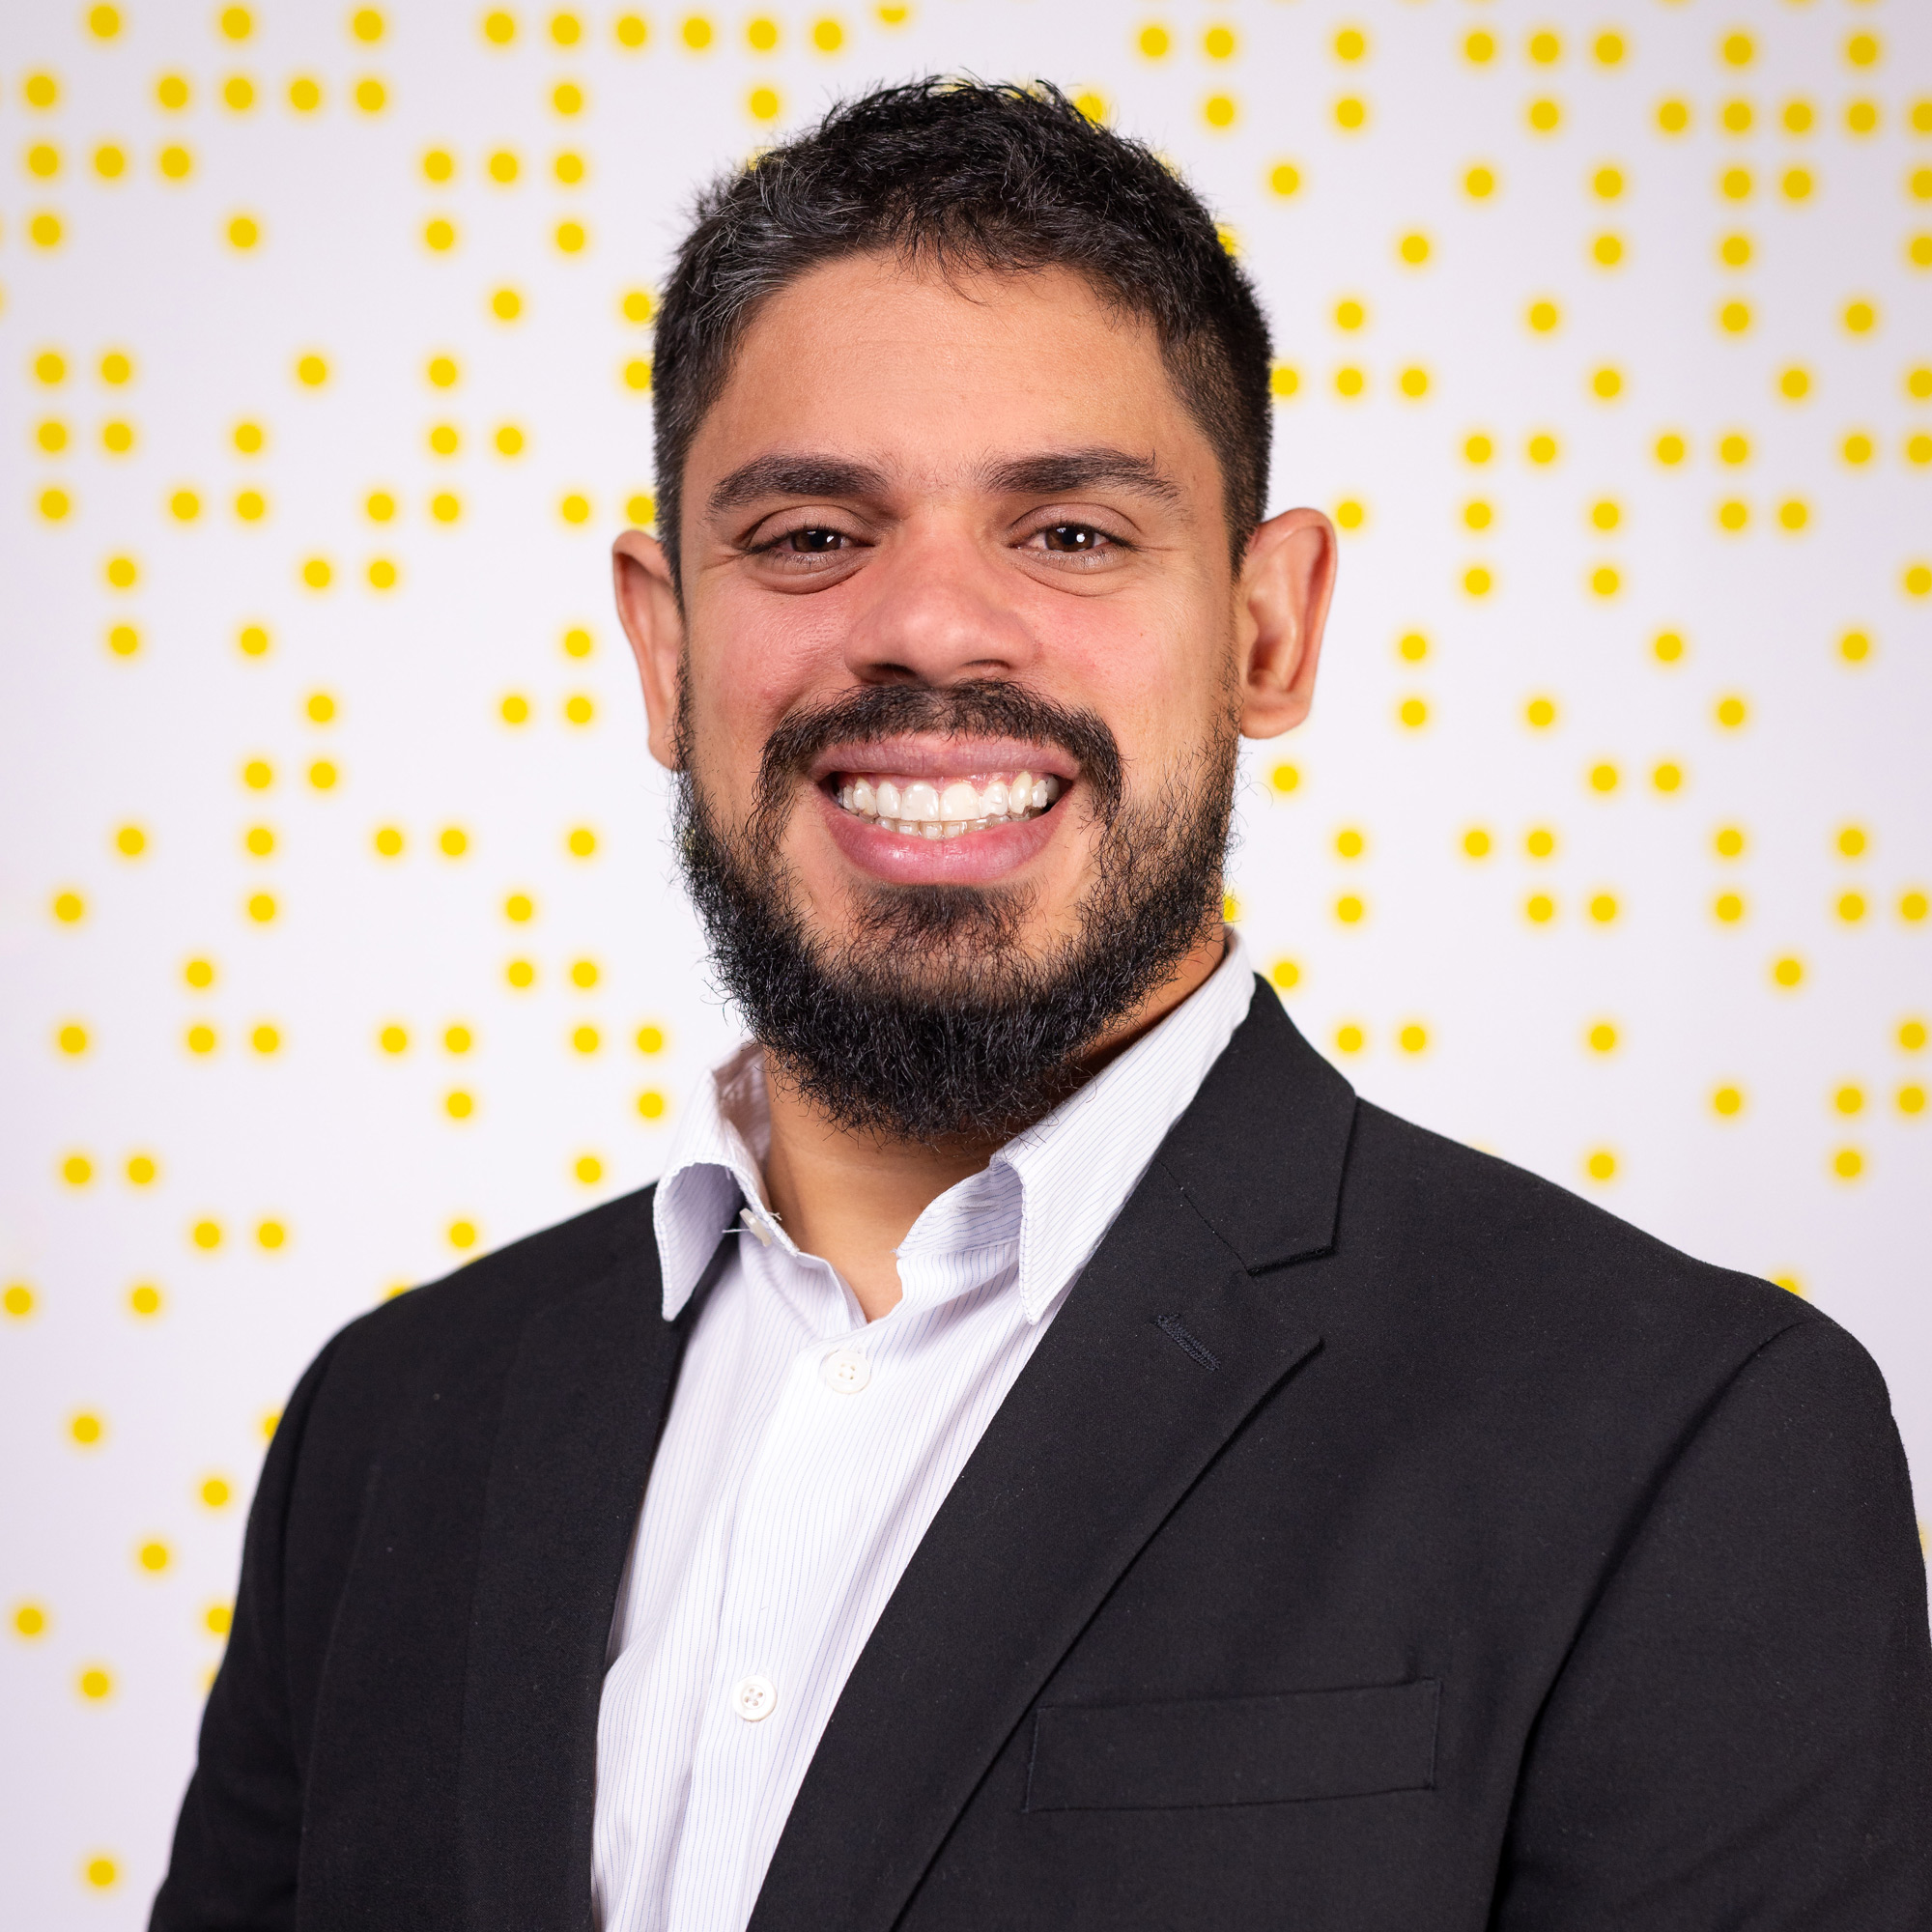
[246,892,276,923]
[559,494,592,526]
[40,487,72,522]
[1719,301,1750,335]
[638,1090,668,1121]
[1335,895,1365,925]
[379,1024,408,1055]
[14,1601,49,1636]
[1527,30,1560,65]
[436,827,468,860]
[632,1024,667,1057]
[493,288,524,322]
[1398,367,1429,399]
[575,1154,604,1185]
[206,1601,233,1634]
[1836,629,1871,666]
[1591,367,1622,402]
[1267,960,1300,994]
[1844,300,1877,336]
[424,218,456,252]
[507,959,535,989]
[1593,31,1625,67]
[1525,696,1557,730]
[1463,565,1493,598]
[623,358,654,394]
[1334,1024,1366,1055]
[1714,892,1745,923]
[1269,762,1299,795]
[1335,98,1367,132]
[1524,299,1562,334]
[574,1025,601,1054]
[126,1153,158,1187]
[1898,1085,1925,1117]
[1464,31,1494,65]
[1654,433,1688,468]
[1590,566,1621,599]
[1527,99,1560,135]
[352,77,386,112]
[1463,828,1492,860]
[106,624,139,658]
[71,1411,104,1444]
[90,4,121,34]
[445,1091,473,1120]
[1335,827,1365,860]
[1586,763,1617,795]
[1464,166,1495,200]
[1842,433,1874,467]
[301,557,332,590]
[63,1154,94,1187]
[1834,891,1868,924]
[1585,1150,1616,1182]
[129,1284,162,1316]
[1398,696,1428,729]
[552,80,583,114]
[1268,163,1300,200]
[1715,695,1747,730]
[1897,1018,1927,1052]
[105,555,138,589]
[1589,1023,1618,1054]
[186,1023,216,1054]
[1588,894,1618,924]
[191,1217,222,1249]
[1718,500,1748,533]
[1592,234,1624,269]
[1652,761,1683,794]
[1902,891,1929,923]
[1906,564,1932,598]
[58,1024,89,1056]
[748,86,780,122]
[1398,1024,1428,1055]
[199,1475,234,1511]
[80,1670,113,1701]
[1846,32,1878,70]
[1335,368,1365,398]
[1138,23,1170,58]
[138,1540,170,1573]
[1269,363,1299,400]
[4,1282,35,1320]
[250,1022,281,1055]
[1833,1147,1863,1181]
[1713,1085,1744,1117]
[500,694,530,725]
[1772,955,1804,990]
[352,7,384,40]
[1335,499,1365,531]
[808,14,841,51]
[484,10,514,43]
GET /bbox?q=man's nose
[838,526,1040,687]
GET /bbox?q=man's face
[616,253,1331,1138]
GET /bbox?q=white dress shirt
[590,934,1258,1932]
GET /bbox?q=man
[154,81,1929,1932]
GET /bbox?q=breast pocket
[1022,1679,1439,1813]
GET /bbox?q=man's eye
[1039,524,1106,554]
[781,527,845,554]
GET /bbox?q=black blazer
[153,982,1932,1930]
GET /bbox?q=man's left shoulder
[1333,1098,1874,1417]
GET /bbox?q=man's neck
[758,926,1230,1321]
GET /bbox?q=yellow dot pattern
[4,5,1930,1906]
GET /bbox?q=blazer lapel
[749,983,1357,1932]
[456,1220,731,1932]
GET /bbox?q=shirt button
[731,1675,778,1723]
[819,1347,871,1394]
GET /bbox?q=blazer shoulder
[1342,1097,1839,1363]
[298,1180,663,1439]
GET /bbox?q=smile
[832,771,1065,839]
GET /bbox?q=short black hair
[650,78,1273,587]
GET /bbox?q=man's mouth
[830,771,1065,840]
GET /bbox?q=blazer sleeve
[149,1335,345,1932]
[1492,1314,1932,1930]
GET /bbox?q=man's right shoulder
[289,1181,665,1463]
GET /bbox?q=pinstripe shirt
[590,934,1256,1932]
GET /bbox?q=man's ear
[611,528,685,770]
[1235,507,1338,741]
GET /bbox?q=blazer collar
[748,982,1357,1932]
[455,1207,734,1932]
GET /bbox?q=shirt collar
[652,932,1256,1323]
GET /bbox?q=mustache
[744,681,1124,860]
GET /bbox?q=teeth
[835,767,1066,834]
[939,781,980,823]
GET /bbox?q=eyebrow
[979,447,1184,509]
[707,455,891,516]
[705,445,1184,518]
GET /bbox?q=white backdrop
[2,0,1927,1918]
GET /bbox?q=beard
[673,679,1238,1145]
